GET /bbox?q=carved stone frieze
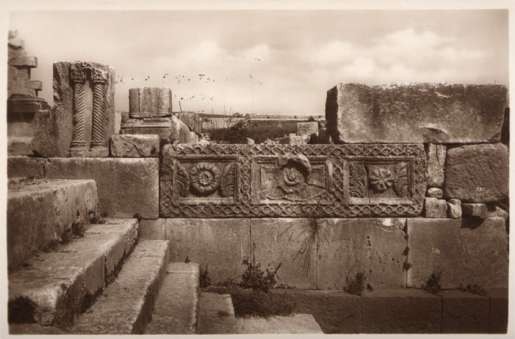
[160,144,427,218]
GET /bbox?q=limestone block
[360,289,441,333]
[424,198,448,218]
[170,115,194,144]
[407,218,508,289]
[444,143,508,202]
[43,157,159,218]
[250,219,317,289]
[325,83,507,143]
[440,290,489,333]
[462,203,488,218]
[447,199,462,219]
[110,134,159,157]
[121,117,172,140]
[8,156,46,178]
[426,187,443,199]
[157,218,251,284]
[297,122,319,136]
[488,288,508,333]
[426,144,446,187]
[129,87,172,118]
[316,218,407,290]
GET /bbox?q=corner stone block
[160,218,251,284]
[43,157,159,218]
[110,134,160,157]
[316,218,407,290]
[325,83,507,143]
[440,290,489,333]
[444,143,508,202]
[360,289,441,333]
[407,218,508,289]
[250,219,317,289]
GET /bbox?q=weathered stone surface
[121,117,172,140]
[361,289,441,333]
[129,87,172,118]
[271,289,361,333]
[407,218,508,289]
[444,143,508,202]
[197,292,237,334]
[8,136,32,155]
[279,133,309,145]
[488,288,508,333]
[160,144,426,218]
[110,134,159,157]
[462,203,488,218]
[426,187,443,199]
[326,83,507,143]
[7,178,98,270]
[234,314,323,334]
[426,144,446,187]
[424,198,448,218]
[72,240,169,334]
[170,115,194,144]
[251,219,317,289]
[8,219,138,327]
[440,290,489,333]
[447,199,462,219]
[8,156,46,178]
[297,122,319,136]
[317,218,407,290]
[40,157,158,218]
[145,263,199,334]
[155,219,251,283]
[8,30,41,98]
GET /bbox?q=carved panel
[160,144,426,217]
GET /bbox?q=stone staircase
[7,177,201,335]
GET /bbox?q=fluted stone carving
[129,87,172,118]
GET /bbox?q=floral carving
[368,166,394,193]
[190,162,221,196]
[220,163,237,197]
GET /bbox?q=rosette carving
[190,162,221,196]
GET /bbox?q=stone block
[326,83,507,143]
[360,289,441,333]
[297,121,319,136]
[426,144,446,187]
[44,157,159,218]
[170,115,195,144]
[447,199,462,219]
[8,156,46,178]
[8,137,32,156]
[129,87,172,118]
[426,187,443,199]
[424,198,448,218]
[444,143,508,202]
[159,219,251,284]
[139,219,166,240]
[250,219,317,289]
[462,203,488,218]
[440,290,489,333]
[407,218,508,289]
[121,117,172,140]
[11,55,37,67]
[110,134,159,157]
[234,314,323,334]
[488,288,508,333]
[317,218,407,290]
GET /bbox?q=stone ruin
[5,32,510,334]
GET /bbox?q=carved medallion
[189,162,221,196]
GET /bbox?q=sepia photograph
[1,1,512,336]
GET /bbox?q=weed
[200,265,211,288]
[344,272,367,296]
[422,272,442,294]
[459,283,487,296]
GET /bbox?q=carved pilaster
[90,67,108,155]
[69,63,90,156]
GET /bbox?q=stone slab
[427,187,443,199]
[424,197,448,218]
[426,144,446,187]
[197,292,237,334]
[326,83,507,143]
[160,143,426,218]
[407,218,508,289]
[72,240,169,334]
[129,87,172,117]
[8,156,46,178]
[360,289,441,333]
[444,143,508,202]
[462,203,488,218]
[110,134,159,157]
[145,263,199,334]
[488,288,508,333]
[8,219,138,327]
[7,178,98,270]
[250,219,317,289]
[157,218,251,284]
[234,314,323,334]
[440,290,489,333]
[317,218,407,290]
[41,157,158,218]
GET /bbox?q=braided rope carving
[70,67,89,150]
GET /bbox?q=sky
[9,10,509,116]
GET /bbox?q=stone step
[8,136,32,155]
[8,218,138,329]
[197,292,237,334]
[234,314,323,334]
[71,240,170,334]
[145,263,199,334]
[7,178,99,271]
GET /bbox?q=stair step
[8,136,33,156]
[235,314,323,334]
[8,178,98,270]
[72,240,170,334]
[197,292,237,334]
[145,263,199,334]
[8,218,138,329]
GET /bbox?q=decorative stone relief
[160,144,426,218]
